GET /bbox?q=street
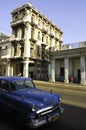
[35,81,86,108]
[0,81,86,130]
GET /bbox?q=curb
[34,80,86,92]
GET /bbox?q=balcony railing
[62,41,86,50]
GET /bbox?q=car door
[0,79,12,112]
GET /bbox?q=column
[69,59,73,76]
[24,22,30,58]
[80,55,86,85]
[6,61,10,76]
[49,59,55,82]
[55,60,60,80]
[23,60,29,77]
[64,57,69,83]
[48,62,51,81]
[10,63,13,76]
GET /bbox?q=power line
[0,26,11,34]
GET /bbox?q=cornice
[11,3,63,34]
[51,47,86,58]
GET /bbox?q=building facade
[49,42,86,85]
[0,3,63,80]
[0,33,11,76]
[0,4,86,85]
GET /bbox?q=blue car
[0,76,64,128]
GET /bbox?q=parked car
[0,76,64,128]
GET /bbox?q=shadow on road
[0,103,86,130]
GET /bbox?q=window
[11,80,35,90]
[42,33,44,42]
[1,46,8,56]
[38,31,41,40]
[14,45,17,56]
[60,68,64,76]
[10,83,16,91]
[31,27,34,38]
[37,45,40,56]
[22,12,25,18]
[31,14,35,22]
[55,30,57,37]
[21,46,24,56]
[42,21,44,27]
[46,36,48,43]
[50,38,52,47]
[0,80,9,91]
[50,26,52,33]
[15,15,18,20]
[14,29,17,38]
[21,27,25,38]
[55,40,57,49]
[38,18,41,25]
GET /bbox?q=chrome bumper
[27,106,64,128]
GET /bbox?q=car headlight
[32,105,36,112]
[58,96,62,101]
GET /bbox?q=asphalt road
[36,85,86,108]
[0,81,86,130]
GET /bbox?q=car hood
[11,88,60,108]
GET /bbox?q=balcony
[49,47,55,52]
[0,47,10,58]
[30,35,38,42]
[23,15,31,23]
[1,52,10,59]
[30,50,37,59]
[36,21,42,30]
[54,35,59,40]
[41,42,47,47]
[31,19,38,26]
[10,37,21,42]
[10,19,24,27]
[49,31,55,37]
[42,26,47,33]
[11,55,23,60]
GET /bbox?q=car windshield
[10,79,35,90]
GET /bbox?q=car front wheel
[15,113,27,127]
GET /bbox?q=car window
[11,80,35,90]
[10,82,16,91]
[0,80,9,91]
[24,80,34,88]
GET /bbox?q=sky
[0,0,86,44]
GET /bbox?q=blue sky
[0,0,86,44]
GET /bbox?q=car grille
[36,104,58,117]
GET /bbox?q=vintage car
[0,76,64,128]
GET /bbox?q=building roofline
[11,3,63,34]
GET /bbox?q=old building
[0,33,11,76]
[49,42,86,85]
[0,3,86,85]
[0,3,63,80]
[0,33,10,40]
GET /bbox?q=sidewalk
[34,80,86,92]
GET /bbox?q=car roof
[0,76,31,82]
